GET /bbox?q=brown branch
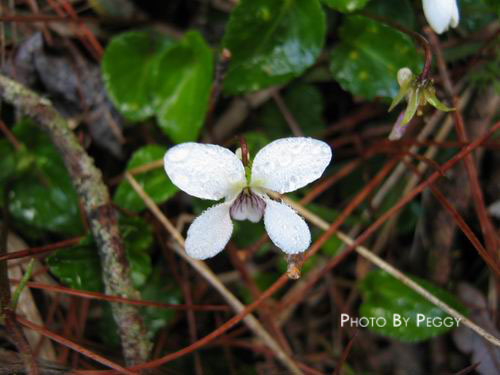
[0,74,151,366]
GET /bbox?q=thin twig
[10,280,229,311]
[271,90,304,136]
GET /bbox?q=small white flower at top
[422,0,459,34]
[163,137,332,259]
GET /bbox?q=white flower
[422,0,459,34]
[163,137,332,259]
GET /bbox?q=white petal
[263,199,310,254]
[423,0,456,34]
[251,138,332,194]
[164,143,246,200]
[185,203,233,259]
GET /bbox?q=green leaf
[120,216,153,288]
[8,120,83,237]
[359,270,467,342]
[223,0,326,94]
[321,0,371,13]
[113,144,177,211]
[102,30,174,122]
[258,83,325,139]
[330,16,422,99]
[47,236,103,292]
[154,31,213,143]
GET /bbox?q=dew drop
[199,173,210,184]
[291,143,304,155]
[175,173,189,186]
[312,145,322,155]
[278,153,292,167]
[263,160,275,173]
[168,147,189,162]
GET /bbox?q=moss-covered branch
[0,74,151,366]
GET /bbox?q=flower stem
[239,135,249,167]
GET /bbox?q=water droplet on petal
[175,173,189,186]
[199,173,210,184]
[291,143,304,155]
[168,147,189,162]
[263,160,275,173]
[278,153,292,167]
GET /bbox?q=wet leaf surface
[330,15,421,99]
[359,270,467,342]
[223,0,325,94]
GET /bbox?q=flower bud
[397,67,413,87]
[422,0,459,34]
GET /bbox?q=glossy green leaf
[102,30,174,121]
[154,31,213,143]
[114,144,177,211]
[321,0,371,13]
[359,270,467,342]
[8,120,83,237]
[330,16,422,99]
[223,0,325,94]
[47,237,103,292]
[258,83,325,139]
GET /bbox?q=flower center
[229,188,266,223]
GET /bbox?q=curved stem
[362,12,433,81]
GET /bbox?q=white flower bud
[397,67,413,87]
[422,0,459,34]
